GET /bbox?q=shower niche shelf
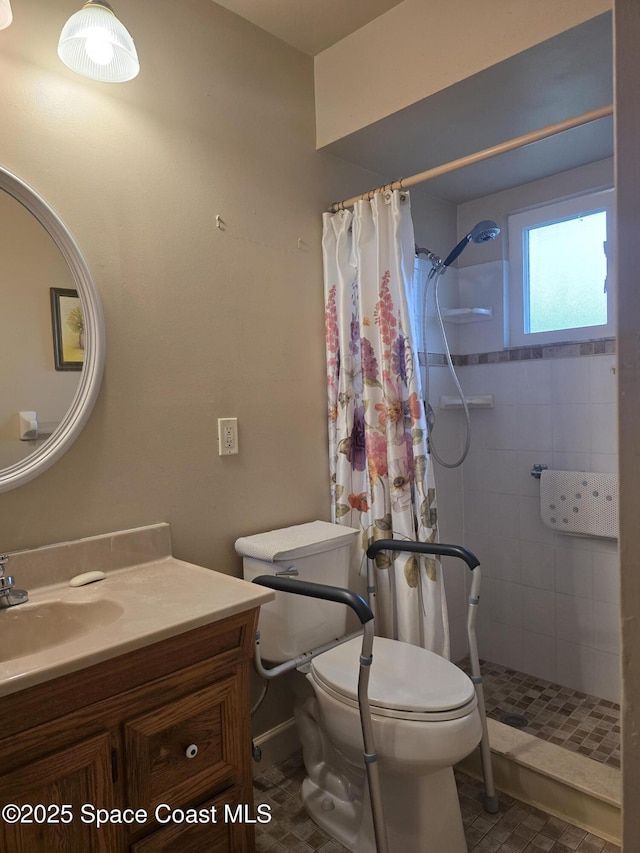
[440,395,494,409]
[441,307,492,323]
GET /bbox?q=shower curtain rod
[330,104,613,213]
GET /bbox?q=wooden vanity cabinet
[0,609,260,853]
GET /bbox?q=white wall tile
[475,609,492,660]
[457,364,488,396]
[592,649,621,703]
[552,404,592,453]
[485,536,521,583]
[551,357,591,404]
[449,615,469,663]
[463,532,489,574]
[516,405,553,452]
[460,451,488,494]
[487,492,521,539]
[518,360,553,405]
[589,356,617,404]
[454,348,619,695]
[589,403,618,456]
[484,578,523,627]
[590,453,618,474]
[551,451,592,472]
[593,601,620,655]
[517,451,545,497]
[429,365,461,398]
[557,640,594,695]
[485,406,519,451]
[463,489,489,538]
[457,261,506,356]
[443,560,467,621]
[554,547,594,599]
[490,621,523,671]
[592,551,620,604]
[431,410,465,457]
[521,630,558,682]
[520,495,556,544]
[522,587,556,637]
[521,542,555,590]
[556,593,594,647]
[483,450,520,494]
[490,363,523,405]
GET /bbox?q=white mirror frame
[0,166,105,493]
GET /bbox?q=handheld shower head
[442,219,500,268]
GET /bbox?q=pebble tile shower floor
[459,659,620,769]
[253,751,620,852]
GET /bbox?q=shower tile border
[420,337,616,367]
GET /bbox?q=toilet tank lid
[234,521,359,562]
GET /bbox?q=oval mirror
[0,167,104,492]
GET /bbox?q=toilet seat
[310,636,478,722]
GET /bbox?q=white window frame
[507,188,615,347]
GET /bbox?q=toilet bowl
[236,522,482,853]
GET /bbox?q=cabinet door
[129,786,254,853]
[0,732,118,853]
[125,677,247,815]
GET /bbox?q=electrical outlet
[217,418,239,455]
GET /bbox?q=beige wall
[314,0,611,147]
[615,1,640,847]
[0,0,385,574]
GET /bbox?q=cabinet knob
[185,744,199,759]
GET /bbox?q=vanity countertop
[0,524,274,697]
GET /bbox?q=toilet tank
[236,521,359,662]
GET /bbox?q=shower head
[442,220,500,268]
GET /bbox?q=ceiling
[213,0,405,55]
[215,4,613,205]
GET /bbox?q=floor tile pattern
[458,659,621,769]
[253,751,620,853]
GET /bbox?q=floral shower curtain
[323,190,449,656]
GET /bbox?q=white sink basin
[0,599,124,662]
[0,525,274,699]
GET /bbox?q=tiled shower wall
[414,159,619,703]
[430,352,619,703]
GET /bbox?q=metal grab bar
[367,538,479,570]
[365,539,499,814]
[251,575,389,853]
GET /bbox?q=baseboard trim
[456,719,621,845]
[252,717,300,775]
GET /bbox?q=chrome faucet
[0,554,29,608]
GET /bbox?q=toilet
[237,521,482,853]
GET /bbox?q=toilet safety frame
[251,540,498,853]
[366,540,498,816]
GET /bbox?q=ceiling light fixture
[57,0,139,83]
[0,0,13,30]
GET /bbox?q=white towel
[539,470,618,539]
[234,520,359,562]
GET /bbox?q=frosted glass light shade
[0,0,13,30]
[57,1,139,83]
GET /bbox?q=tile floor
[459,659,621,769]
[253,751,620,853]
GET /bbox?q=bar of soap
[69,571,107,587]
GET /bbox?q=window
[507,189,615,346]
